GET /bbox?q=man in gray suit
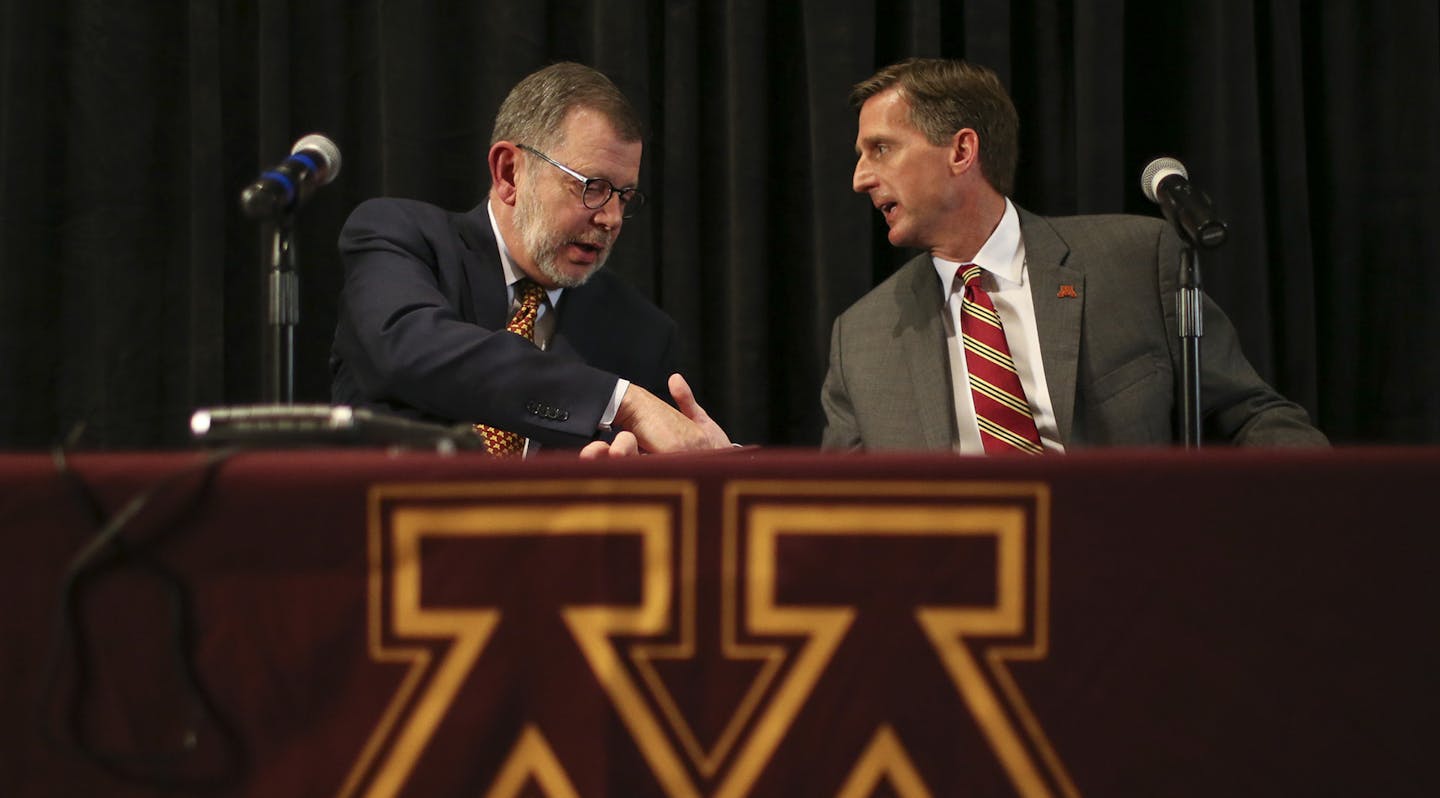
[822,58,1326,451]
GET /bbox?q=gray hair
[491,62,643,152]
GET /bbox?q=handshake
[579,373,731,459]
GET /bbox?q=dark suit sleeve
[1151,224,1329,446]
[550,272,679,406]
[332,198,618,446]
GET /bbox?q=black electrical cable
[38,444,248,790]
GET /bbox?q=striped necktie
[475,280,546,456]
[959,265,1044,454]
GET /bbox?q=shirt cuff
[598,379,629,431]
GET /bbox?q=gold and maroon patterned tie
[959,265,1044,454]
[475,280,546,456]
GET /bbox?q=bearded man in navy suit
[331,62,727,456]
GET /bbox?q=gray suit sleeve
[820,316,863,451]
[1196,294,1329,445]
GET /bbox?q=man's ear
[489,142,522,205]
[948,128,981,177]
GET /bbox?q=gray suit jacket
[821,209,1327,450]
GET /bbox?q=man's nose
[593,195,625,229]
[852,159,874,194]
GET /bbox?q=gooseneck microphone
[1141,157,1227,249]
[240,133,342,220]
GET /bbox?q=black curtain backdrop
[2,1,1437,449]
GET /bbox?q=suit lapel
[454,204,510,328]
[898,256,957,450]
[1019,209,1082,445]
[547,290,587,363]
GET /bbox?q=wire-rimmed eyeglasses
[517,144,647,219]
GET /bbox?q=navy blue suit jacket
[330,198,678,448]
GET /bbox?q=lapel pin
[1057,284,1078,299]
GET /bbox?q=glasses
[518,144,647,219]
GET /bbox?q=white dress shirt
[933,199,1065,454]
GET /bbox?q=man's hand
[613,384,712,453]
[579,430,639,459]
[668,373,732,448]
[604,375,733,455]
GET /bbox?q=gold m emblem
[340,480,1076,796]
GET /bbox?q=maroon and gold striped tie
[959,265,1044,454]
[476,280,546,456]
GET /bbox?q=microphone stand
[1177,244,1202,448]
[262,218,299,404]
[1144,158,1228,449]
[193,133,483,451]
[194,133,478,450]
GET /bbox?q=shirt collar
[486,200,565,307]
[931,197,1023,291]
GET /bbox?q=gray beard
[514,189,609,288]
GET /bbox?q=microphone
[1141,157,1227,248]
[240,133,342,220]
